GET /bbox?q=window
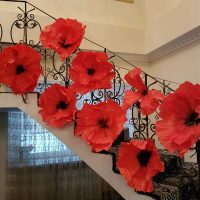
[8,111,80,167]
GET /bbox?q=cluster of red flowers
[1,16,200,195]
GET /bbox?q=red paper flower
[70,52,115,94]
[117,139,164,192]
[40,18,86,61]
[0,44,42,94]
[156,81,200,156]
[75,99,126,152]
[123,68,164,115]
[39,84,77,127]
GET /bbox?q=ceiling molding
[113,26,200,63]
[111,52,149,62]
[148,26,200,61]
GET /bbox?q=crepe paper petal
[117,139,164,192]
[124,67,146,92]
[0,44,42,94]
[140,89,164,116]
[40,18,86,61]
[39,84,77,127]
[156,81,200,156]
[75,99,127,152]
[122,90,141,110]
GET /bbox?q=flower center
[142,89,148,96]
[137,150,152,167]
[87,68,95,76]
[16,65,26,75]
[98,119,108,128]
[185,112,199,126]
[61,43,71,48]
[60,39,71,49]
[56,101,68,110]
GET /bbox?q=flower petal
[124,68,147,92]
[140,95,160,115]
[122,90,141,110]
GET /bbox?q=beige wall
[145,0,183,26]
[1,0,200,54]
[0,0,146,54]
[145,0,200,52]
[149,40,200,85]
[23,0,146,29]
[114,58,150,79]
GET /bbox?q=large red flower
[156,81,200,157]
[70,52,115,94]
[117,139,164,192]
[123,68,164,115]
[75,99,126,152]
[0,44,42,94]
[40,18,86,61]
[39,84,77,127]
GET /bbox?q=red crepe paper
[117,139,164,192]
[75,99,126,152]
[156,81,200,157]
[40,18,86,61]
[123,67,164,115]
[39,84,77,127]
[70,52,115,94]
[0,44,42,94]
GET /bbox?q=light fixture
[114,0,134,3]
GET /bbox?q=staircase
[0,93,151,200]
[0,1,156,199]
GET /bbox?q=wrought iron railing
[0,0,178,139]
